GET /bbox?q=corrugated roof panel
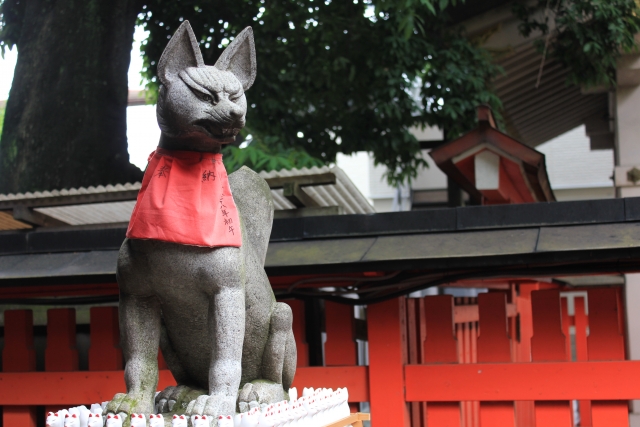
[35,201,136,225]
[270,189,296,210]
[0,182,142,202]
[259,166,375,214]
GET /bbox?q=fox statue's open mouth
[194,119,241,143]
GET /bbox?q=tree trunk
[0,0,143,193]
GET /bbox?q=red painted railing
[395,285,631,427]
[0,284,635,427]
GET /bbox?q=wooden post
[89,307,123,370]
[368,297,409,427]
[423,295,460,427]
[477,293,514,427]
[531,290,573,427]
[2,310,37,427]
[587,288,628,427]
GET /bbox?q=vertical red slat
[470,298,479,427]
[89,307,123,371]
[574,297,592,426]
[531,289,573,427]
[471,320,479,427]
[406,298,424,427]
[419,298,429,427]
[454,299,465,427]
[423,295,458,362]
[324,301,359,413]
[368,297,410,427]
[514,284,536,426]
[477,293,514,427]
[455,306,467,427]
[589,404,629,427]
[457,297,478,427]
[324,301,357,366]
[423,295,461,427]
[561,298,572,361]
[45,309,79,415]
[587,288,628,427]
[284,300,309,368]
[2,310,37,427]
[46,308,79,371]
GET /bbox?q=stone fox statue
[106,21,296,423]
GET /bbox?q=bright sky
[126,26,160,170]
[0,26,158,171]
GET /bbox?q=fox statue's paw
[105,393,154,426]
[237,380,287,412]
[155,385,207,413]
[185,394,235,420]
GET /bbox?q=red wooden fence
[0,283,636,427]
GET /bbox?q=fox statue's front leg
[185,250,245,418]
[105,291,161,417]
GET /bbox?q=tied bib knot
[126,148,242,247]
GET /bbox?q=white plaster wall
[536,126,615,195]
[617,54,640,166]
[366,126,446,211]
[336,151,373,206]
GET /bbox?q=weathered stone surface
[108,20,296,425]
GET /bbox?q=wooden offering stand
[323,412,370,427]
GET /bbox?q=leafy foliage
[223,138,324,174]
[514,0,640,88]
[137,0,502,185]
[2,0,639,187]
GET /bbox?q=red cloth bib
[126,148,242,247]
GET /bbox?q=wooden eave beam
[263,172,336,189]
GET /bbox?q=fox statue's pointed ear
[214,27,257,91]
[158,20,204,85]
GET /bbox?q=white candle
[87,413,103,427]
[105,414,123,427]
[149,413,165,427]
[172,414,188,427]
[130,413,146,427]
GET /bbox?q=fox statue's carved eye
[191,88,217,105]
[229,91,242,103]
